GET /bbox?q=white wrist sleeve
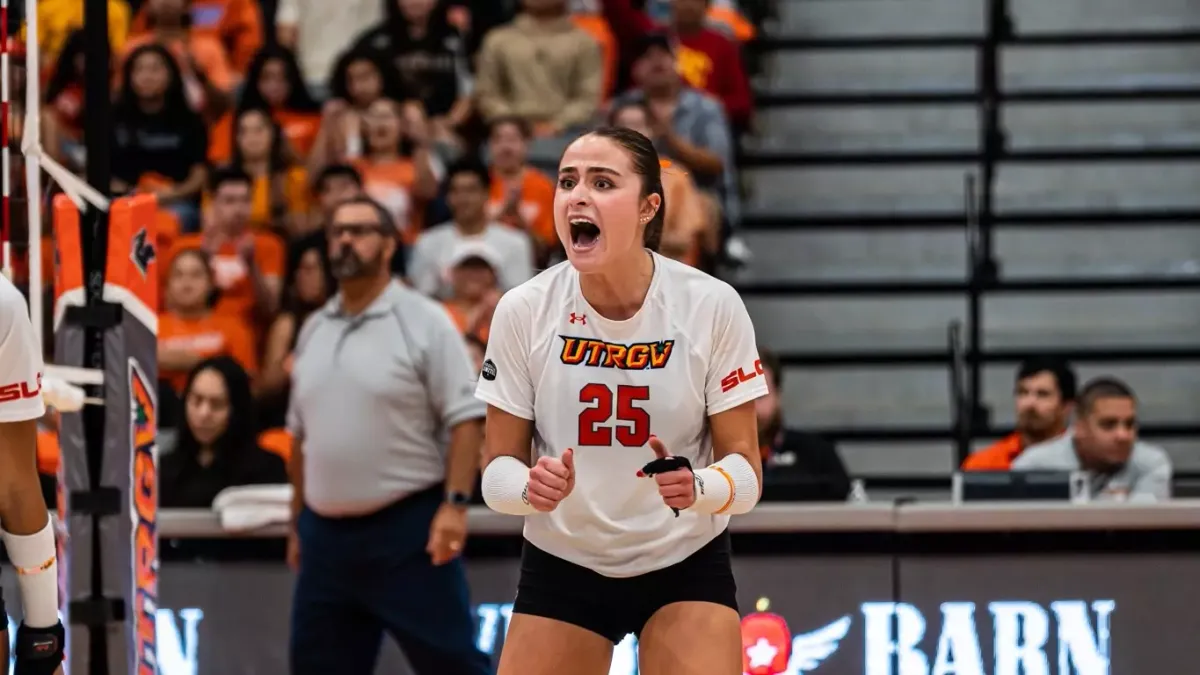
[481,456,538,516]
[691,453,761,515]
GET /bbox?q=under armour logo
[570,313,586,325]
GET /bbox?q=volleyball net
[2,1,161,673]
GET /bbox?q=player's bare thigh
[497,613,614,675]
[638,601,742,675]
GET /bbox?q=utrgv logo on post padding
[129,359,159,674]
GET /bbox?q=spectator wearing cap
[602,0,753,129]
[1013,377,1173,501]
[611,33,739,230]
[286,195,489,675]
[408,158,535,298]
[962,358,1075,471]
[440,242,503,345]
[475,0,604,160]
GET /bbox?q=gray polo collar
[323,279,406,320]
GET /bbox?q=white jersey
[0,276,46,423]
[476,253,767,577]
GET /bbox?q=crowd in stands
[15,0,759,508]
[16,0,1171,510]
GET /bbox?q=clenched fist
[526,448,575,512]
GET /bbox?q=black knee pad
[14,621,65,675]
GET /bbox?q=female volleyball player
[0,277,65,674]
[475,127,766,675]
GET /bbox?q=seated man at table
[962,357,1075,471]
[756,347,851,501]
[1012,377,1172,501]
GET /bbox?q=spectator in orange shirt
[133,0,263,76]
[306,47,408,176]
[485,117,558,260]
[158,248,259,394]
[209,45,323,164]
[227,107,311,235]
[111,44,209,232]
[352,97,441,243]
[961,358,1076,471]
[240,46,323,159]
[168,167,286,330]
[120,0,236,123]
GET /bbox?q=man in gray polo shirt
[286,196,490,675]
[1013,377,1172,501]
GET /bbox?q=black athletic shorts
[512,530,738,644]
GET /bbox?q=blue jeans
[289,485,492,675]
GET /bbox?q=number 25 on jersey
[577,384,651,447]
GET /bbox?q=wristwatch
[446,491,471,507]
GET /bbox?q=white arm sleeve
[704,283,768,415]
[0,281,45,423]
[692,453,761,515]
[474,291,535,419]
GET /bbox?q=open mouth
[569,218,601,250]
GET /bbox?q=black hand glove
[640,456,694,517]
[14,621,65,675]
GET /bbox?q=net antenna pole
[1,0,10,281]
[21,0,109,374]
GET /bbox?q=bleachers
[738,0,1200,492]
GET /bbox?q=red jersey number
[578,384,651,447]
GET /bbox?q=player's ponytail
[586,126,667,253]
